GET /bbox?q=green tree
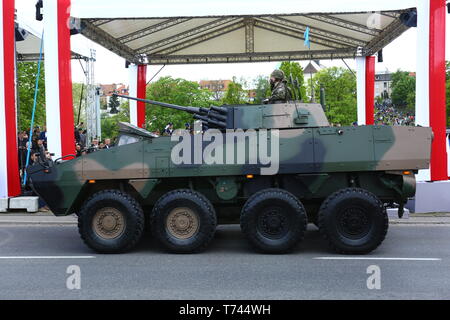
[108,93,120,114]
[222,77,248,105]
[253,75,271,104]
[310,67,357,126]
[279,61,307,101]
[72,82,86,126]
[391,70,416,110]
[101,101,130,141]
[17,62,46,131]
[145,76,216,132]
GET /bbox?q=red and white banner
[129,64,147,128]
[356,56,375,126]
[0,0,20,198]
[416,0,447,181]
[43,0,75,159]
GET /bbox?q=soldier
[265,69,292,104]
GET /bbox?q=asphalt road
[0,223,449,300]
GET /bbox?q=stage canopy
[15,18,86,61]
[70,0,418,65]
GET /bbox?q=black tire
[78,189,145,253]
[240,188,307,253]
[150,189,217,253]
[318,188,388,254]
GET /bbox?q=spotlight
[15,24,28,42]
[69,18,83,36]
[400,9,417,28]
[377,49,383,63]
[35,0,43,21]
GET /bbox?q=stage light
[35,0,43,21]
[400,9,417,28]
[15,24,28,42]
[377,49,383,63]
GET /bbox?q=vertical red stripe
[3,0,20,196]
[429,0,447,181]
[365,56,375,125]
[57,0,75,156]
[137,64,147,128]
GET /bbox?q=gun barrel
[210,106,228,115]
[193,115,227,128]
[115,94,201,114]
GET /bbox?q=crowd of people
[374,102,415,126]
[17,126,51,175]
[17,124,114,178]
[74,123,112,157]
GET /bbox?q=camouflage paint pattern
[27,101,432,218]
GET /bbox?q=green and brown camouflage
[27,98,432,225]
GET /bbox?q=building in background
[374,72,392,99]
[199,80,232,100]
[99,83,129,106]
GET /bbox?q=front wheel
[318,188,388,254]
[78,190,145,253]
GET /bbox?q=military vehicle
[27,95,432,255]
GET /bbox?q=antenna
[295,77,303,102]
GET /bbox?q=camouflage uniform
[269,69,291,103]
[269,80,291,103]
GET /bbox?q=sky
[14,0,450,87]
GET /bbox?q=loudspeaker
[377,49,383,63]
[400,9,417,28]
[35,0,43,21]
[15,24,28,42]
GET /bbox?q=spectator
[75,144,82,157]
[39,126,47,149]
[79,129,87,149]
[74,126,80,144]
[89,139,99,153]
[18,131,28,172]
[34,139,47,162]
[104,138,112,149]
[163,122,174,136]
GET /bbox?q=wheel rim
[166,207,199,239]
[256,206,289,239]
[336,206,371,239]
[92,207,126,239]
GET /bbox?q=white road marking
[314,257,441,261]
[0,256,95,259]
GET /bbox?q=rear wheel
[240,188,307,253]
[318,188,388,254]
[151,189,217,253]
[78,190,145,253]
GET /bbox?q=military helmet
[271,69,285,80]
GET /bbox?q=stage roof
[72,0,417,65]
[16,19,86,62]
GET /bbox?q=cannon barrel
[115,94,205,115]
[115,94,229,129]
[193,115,227,128]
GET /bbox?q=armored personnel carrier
[27,96,432,254]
